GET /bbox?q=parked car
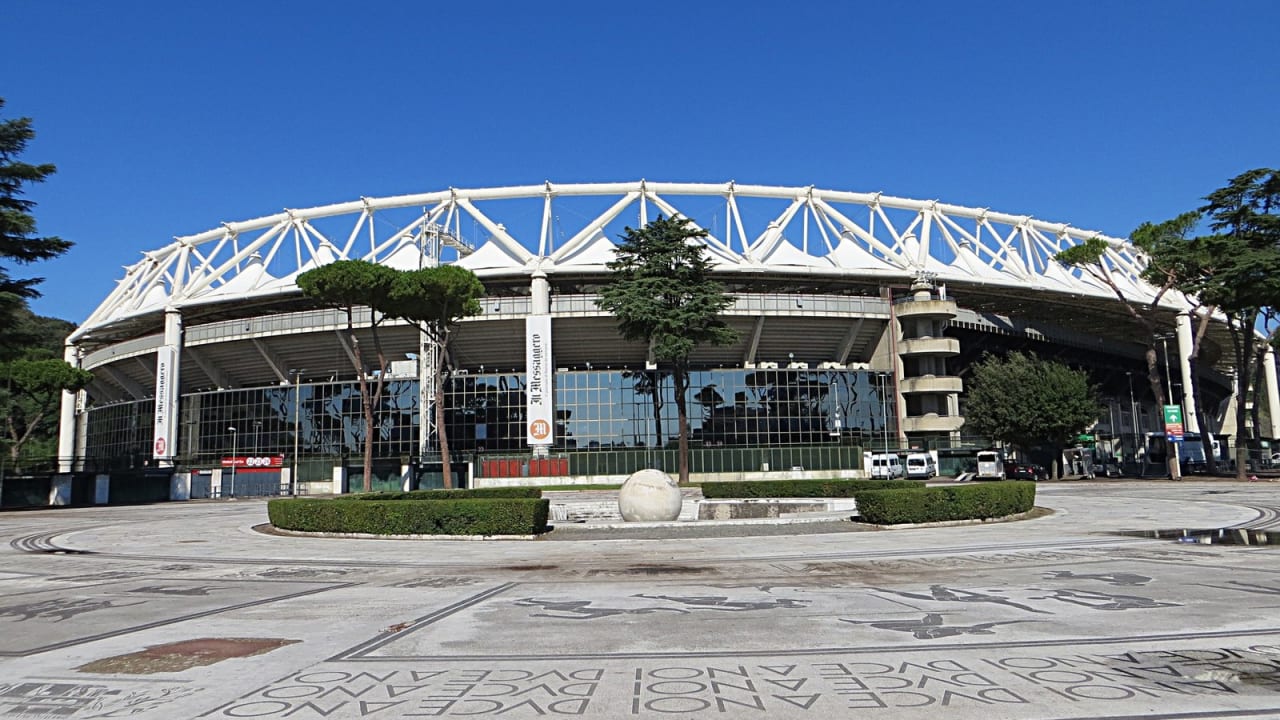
[1004,461,1045,481]
[869,453,904,479]
[975,450,1006,480]
[905,452,937,479]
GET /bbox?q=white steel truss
[71,181,1189,343]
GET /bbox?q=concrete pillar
[894,355,908,448]
[153,310,183,467]
[57,344,80,472]
[75,410,89,465]
[1265,345,1280,439]
[1176,312,1200,434]
[531,270,550,314]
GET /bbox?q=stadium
[49,181,1272,500]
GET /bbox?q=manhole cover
[78,638,298,674]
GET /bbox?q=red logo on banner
[154,437,166,456]
[529,419,551,441]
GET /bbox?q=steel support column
[418,329,439,458]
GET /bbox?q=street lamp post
[1126,371,1139,470]
[289,368,305,496]
[253,421,261,456]
[1157,335,1177,405]
[1157,334,1182,476]
[227,426,238,498]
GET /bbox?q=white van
[975,450,1006,480]
[905,452,937,479]
[869,453,904,479]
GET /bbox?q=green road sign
[1163,404,1184,441]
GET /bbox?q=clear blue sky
[7,0,1278,324]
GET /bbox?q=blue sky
[6,0,1279,323]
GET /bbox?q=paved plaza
[2,482,1280,719]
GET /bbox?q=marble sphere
[618,469,683,522]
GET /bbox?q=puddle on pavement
[1118,528,1280,546]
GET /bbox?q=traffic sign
[1163,405,1184,441]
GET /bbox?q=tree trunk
[1254,340,1264,453]
[649,370,664,447]
[368,327,389,493]
[359,389,374,493]
[1230,324,1254,481]
[342,316,375,494]
[1188,311,1217,474]
[1249,344,1267,473]
[673,363,690,485]
[436,362,452,489]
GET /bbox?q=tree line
[0,99,92,471]
[1056,168,1280,480]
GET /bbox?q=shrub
[350,487,541,501]
[853,481,1035,525]
[700,479,920,499]
[268,497,550,536]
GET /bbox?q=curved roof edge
[70,181,1192,344]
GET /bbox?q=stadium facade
[52,182,1278,498]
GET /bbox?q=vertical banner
[525,315,554,446]
[152,345,178,459]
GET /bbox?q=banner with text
[525,315,554,445]
[152,345,178,459]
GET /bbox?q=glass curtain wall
[82,369,893,465]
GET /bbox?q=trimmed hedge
[268,497,550,536]
[853,481,1036,525]
[350,487,542,501]
[700,479,921,499]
